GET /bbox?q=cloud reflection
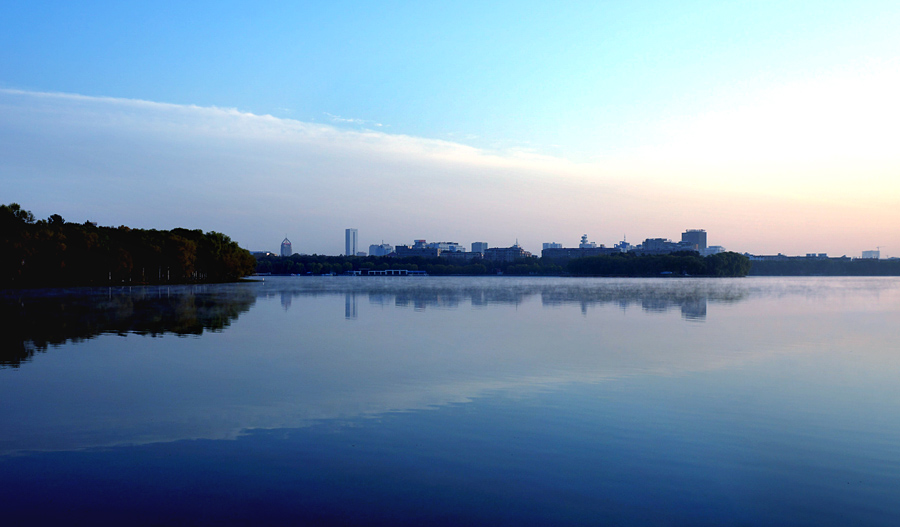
[2,277,899,454]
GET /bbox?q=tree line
[256,253,564,276]
[257,251,752,277]
[749,258,900,276]
[1,203,257,287]
[567,251,752,277]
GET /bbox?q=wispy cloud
[324,112,384,128]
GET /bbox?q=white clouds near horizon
[1,87,899,257]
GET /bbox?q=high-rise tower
[280,237,292,257]
[681,229,707,252]
[345,228,358,256]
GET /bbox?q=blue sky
[2,1,900,255]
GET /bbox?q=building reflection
[345,293,358,320]
[258,281,746,322]
[681,297,707,321]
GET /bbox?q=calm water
[2,276,900,525]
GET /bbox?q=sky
[2,1,900,256]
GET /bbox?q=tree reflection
[1,285,256,367]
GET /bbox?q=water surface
[2,277,899,525]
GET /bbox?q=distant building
[861,250,880,259]
[393,240,440,257]
[281,238,292,257]
[578,234,597,249]
[702,246,726,256]
[345,228,358,256]
[394,244,440,258]
[472,242,488,254]
[427,241,464,252]
[638,238,680,254]
[614,238,633,252]
[540,234,621,261]
[369,242,394,257]
[484,243,532,262]
[681,229,707,252]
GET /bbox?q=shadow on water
[0,285,257,368]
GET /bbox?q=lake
[2,276,900,525]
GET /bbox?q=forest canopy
[1,203,256,287]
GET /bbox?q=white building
[543,242,562,250]
[861,250,880,259]
[578,234,597,249]
[369,243,394,256]
[702,246,726,256]
[472,242,488,254]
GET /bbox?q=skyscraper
[280,237,292,257]
[472,242,488,254]
[681,229,707,252]
[345,228,358,256]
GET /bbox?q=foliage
[567,251,751,277]
[749,257,900,276]
[255,253,563,276]
[1,204,256,287]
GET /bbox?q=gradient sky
[2,1,899,256]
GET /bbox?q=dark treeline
[1,203,257,288]
[257,251,752,277]
[749,258,900,276]
[256,253,564,276]
[566,251,751,277]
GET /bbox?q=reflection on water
[0,284,256,368]
[345,292,358,319]
[264,277,750,321]
[0,277,758,366]
[2,277,900,525]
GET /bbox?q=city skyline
[2,2,899,257]
[271,229,884,260]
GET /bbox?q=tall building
[345,228,358,256]
[681,229,707,252]
[280,237,292,257]
[472,242,488,254]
